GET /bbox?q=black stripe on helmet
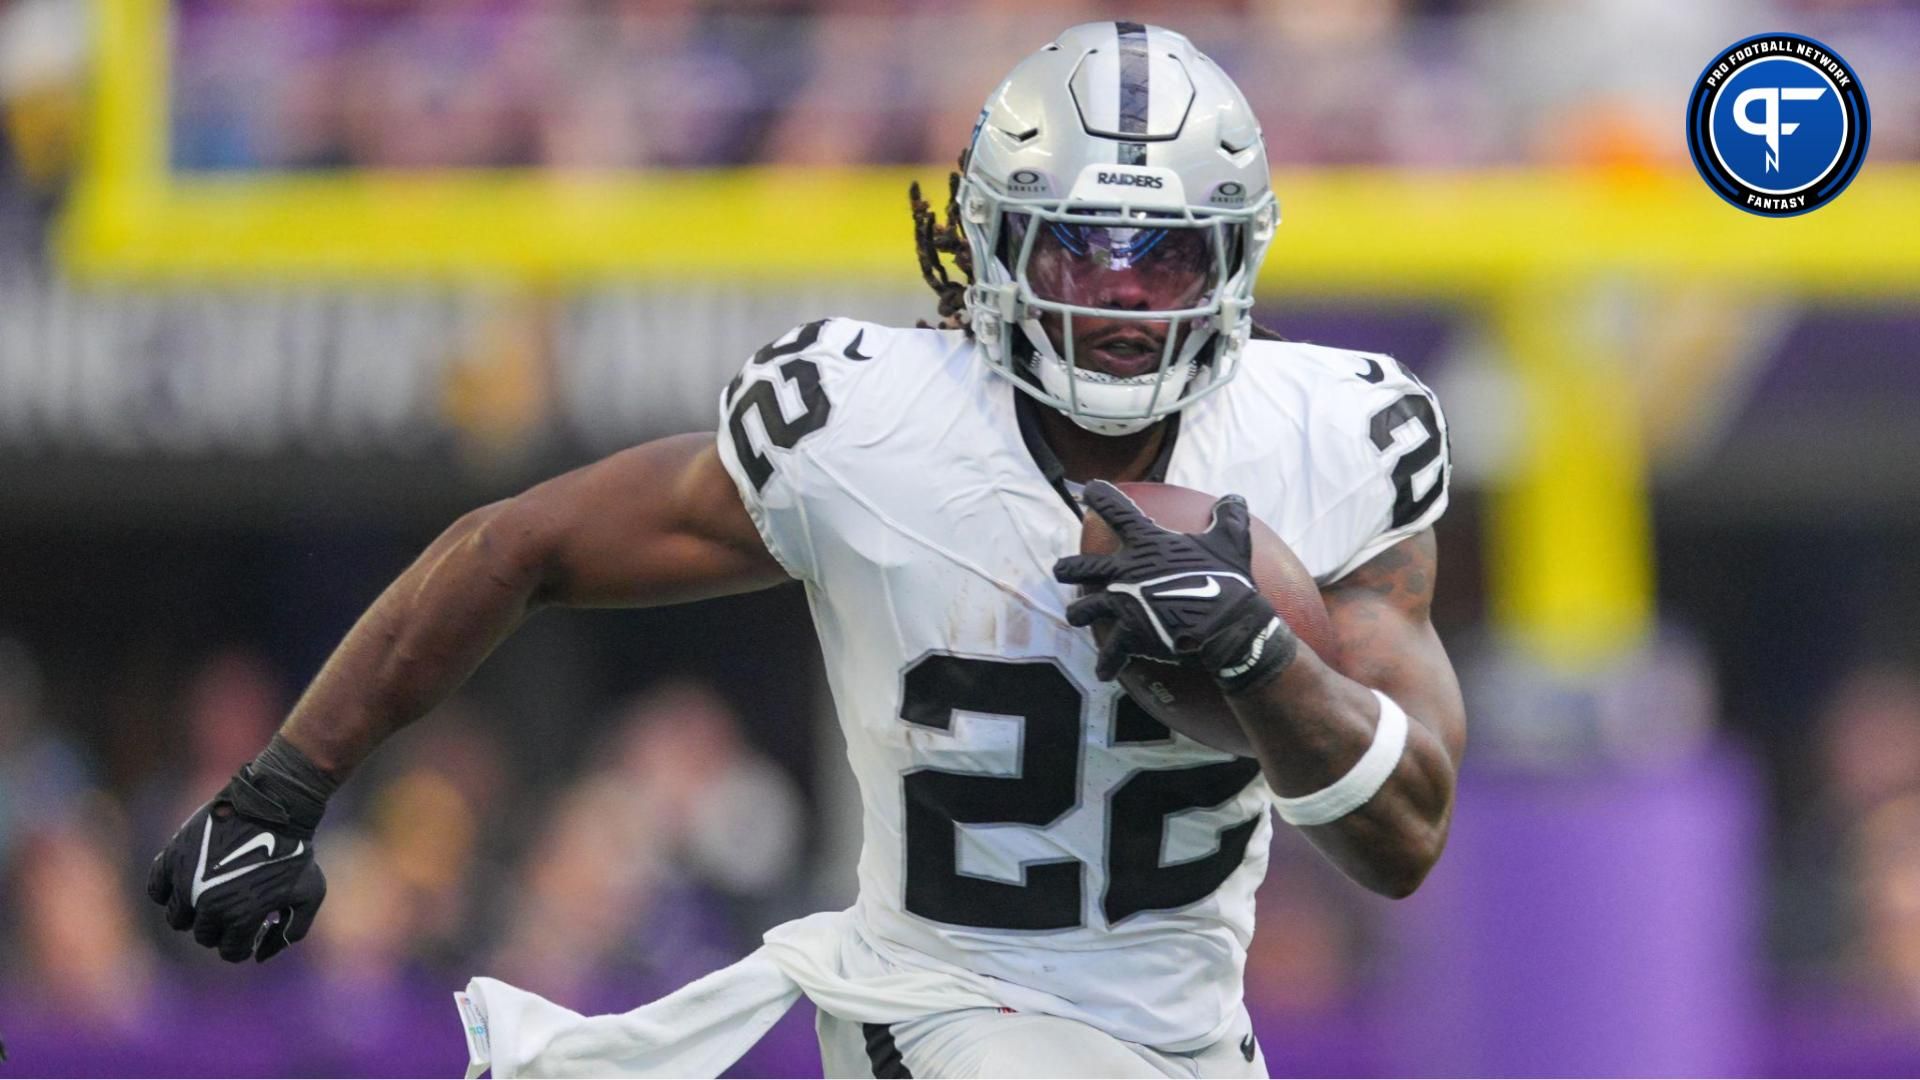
[1115,20,1149,165]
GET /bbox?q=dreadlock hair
[908,150,975,333]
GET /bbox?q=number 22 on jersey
[902,654,1262,931]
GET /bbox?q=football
[1080,482,1337,757]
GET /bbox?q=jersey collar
[1013,389,1182,516]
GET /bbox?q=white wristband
[1270,690,1410,827]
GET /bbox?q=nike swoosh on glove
[1053,480,1298,694]
[148,739,330,963]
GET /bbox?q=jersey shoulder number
[716,318,893,579]
[724,319,839,492]
[1352,352,1448,532]
[1280,343,1451,582]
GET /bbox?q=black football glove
[1053,481,1297,694]
[147,734,333,963]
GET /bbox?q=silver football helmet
[960,22,1279,436]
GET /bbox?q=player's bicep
[509,434,790,610]
[1319,529,1466,764]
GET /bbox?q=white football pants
[817,1003,1269,1079]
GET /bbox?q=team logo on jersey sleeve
[1686,33,1869,217]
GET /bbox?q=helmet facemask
[963,182,1277,436]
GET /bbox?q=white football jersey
[714,319,1449,1051]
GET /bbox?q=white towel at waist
[457,909,1015,1078]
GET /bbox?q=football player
[149,22,1465,1079]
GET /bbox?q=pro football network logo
[1685,33,1869,217]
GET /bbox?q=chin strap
[1018,318,1217,435]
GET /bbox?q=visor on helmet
[1006,214,1220,311]
[1034,223,1214,310]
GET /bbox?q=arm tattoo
[1316,530,1440,688]
[1323,529,1436,618]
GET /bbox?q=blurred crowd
[162,0,1919,173]
[0,636,817,1073]
[0,0,1916,189]
[1776,664,1920,1011]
